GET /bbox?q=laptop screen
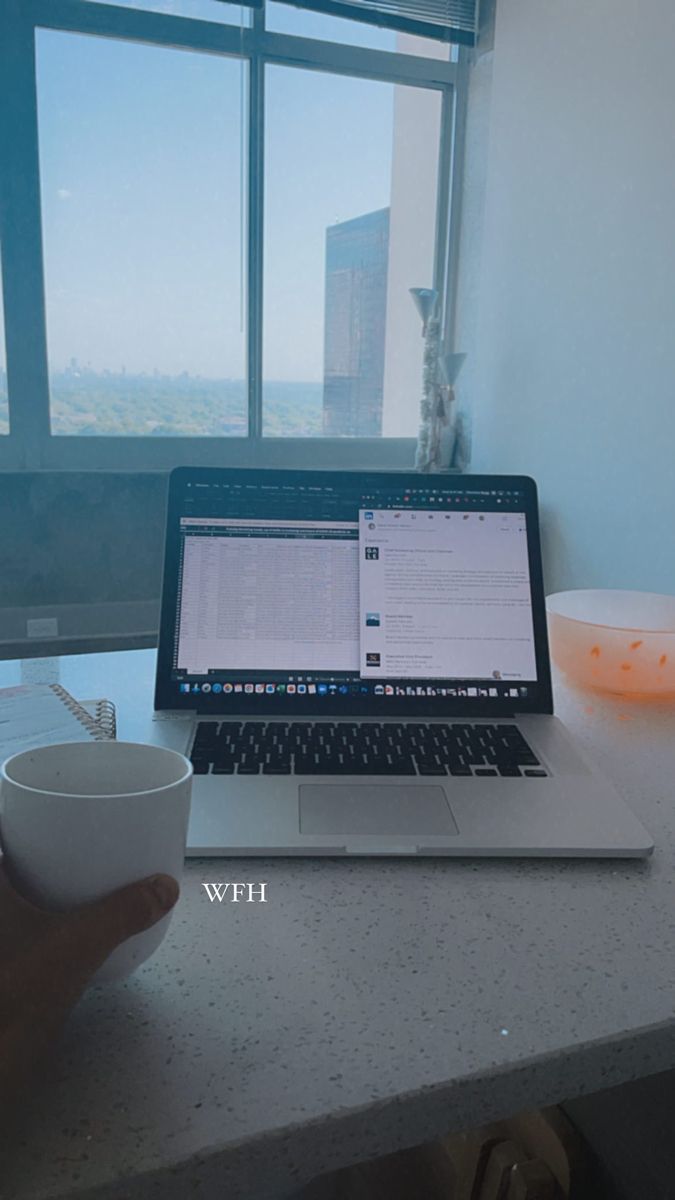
[156,469,553,715]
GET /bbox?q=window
[0,0,464,470]
[264,66,441,437]
[37,30,247,437]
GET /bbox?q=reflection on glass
[37,30,247,437]
[263,65,441,438]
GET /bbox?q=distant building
[322,208,390,437]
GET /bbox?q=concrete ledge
[0,600,159,660]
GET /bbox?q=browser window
[358,509,537,681]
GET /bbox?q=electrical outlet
[26,617,59,639]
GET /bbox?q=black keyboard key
[390,761,417,776]
[212,764,234,774]
[442,738,466,752]
[524,769,547,777]
[445,755,468,771]
[498,765,522,777]
[263,764,291,774]
[499,734,529,749]
[474,768,498,777]
[418,765,447,776]
[449,765,473,776]
[194,723,218,742]
[237,763,260,775]
[192,761,210,774]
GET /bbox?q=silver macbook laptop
[149,467,653,858]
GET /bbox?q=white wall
[382,35,445,437]
[459,0,675,595]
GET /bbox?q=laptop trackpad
[299,784,459,836]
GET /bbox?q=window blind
[217,0,479,43]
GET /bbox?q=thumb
[55,873,180,982]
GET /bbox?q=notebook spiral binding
[90,698,117,740]
[51,685,117,741]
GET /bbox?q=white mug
[0,740,193,983]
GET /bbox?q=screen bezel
[155,467,554,717]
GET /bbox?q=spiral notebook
[79,697,117,740]
[0,683,117,762]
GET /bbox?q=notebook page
[0,684,101,761]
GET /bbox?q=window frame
[0,0,466,471]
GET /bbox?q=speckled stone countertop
[1,650,674,1200]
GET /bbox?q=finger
[0,859,62,954]
[52,873,180,985]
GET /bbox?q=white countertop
[1,649,674,1200]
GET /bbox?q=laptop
[148,466,653,858]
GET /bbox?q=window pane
[85,0,249,24]
[266,3,395,49]
[37,31,247,437]
[263,66,442,437]
[266,5,453,60]
[0,250,7,435]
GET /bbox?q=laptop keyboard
[190,721,547,778]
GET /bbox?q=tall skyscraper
[322,207,390,437]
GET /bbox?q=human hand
[0,861,178,1115]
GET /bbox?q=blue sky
[35,8,398,381]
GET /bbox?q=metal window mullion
[29,0,253,59]
[257,30,455,88]
[432,83,454,319]
[442,46,469,351]
[247,41,265,439]
[0,0,51,468]
[27,0,456,90]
